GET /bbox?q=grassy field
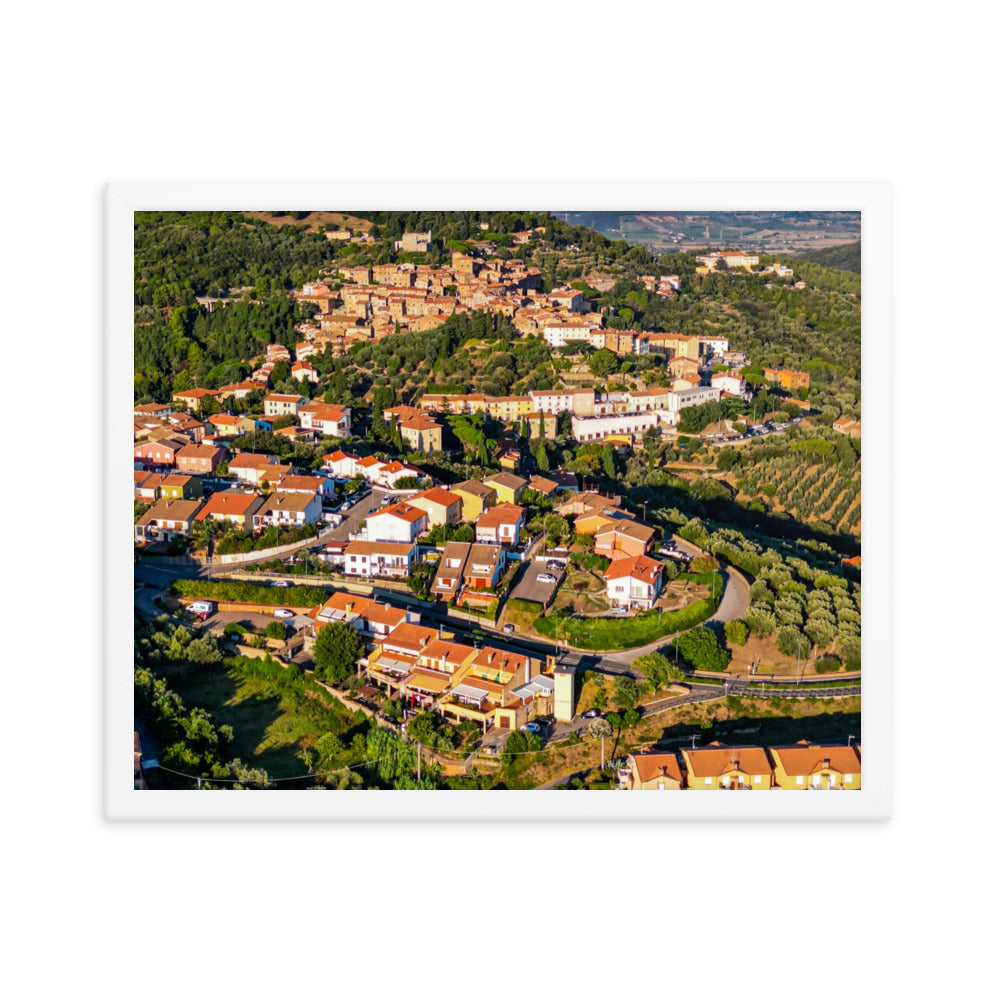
[154,658,356,782]
[533,596,717,651]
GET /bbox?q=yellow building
[399,414,443,452]
[680,742,774,790]
[482,472,528,505]
[625,752,683,790]
[768,742,861,790]
[484,395,533,422]
[452,480,497,520]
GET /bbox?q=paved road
[707,565,751,626]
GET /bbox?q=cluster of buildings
[622,741,861,791]
[415,378,740,445]
[556,491,665,610]
[306,590,575,730]
[320,470,542,608]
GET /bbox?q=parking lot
[509,558,566,607]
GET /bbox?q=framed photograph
[107,181,890,820]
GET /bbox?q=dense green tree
[675,626,731,672]
[313,621,366,684]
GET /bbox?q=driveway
[509,558,563,606]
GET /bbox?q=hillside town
[133,213,861,792]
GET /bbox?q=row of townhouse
[306,592,574,730]
[624,741,861,791]
[134,485,326,544]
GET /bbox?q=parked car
[273,608,294,619]
[583,709,602,719]
[537,573,557,584]
[339,502,351,512]
[272,580,290,587]
[502,623,515,634]
[520,722,542,734]
[536,715,554,727]
[546,560,563,571]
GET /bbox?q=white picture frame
[108,180,890,820]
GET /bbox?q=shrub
[814,655,842,674]
[724,619,749,647]
[675,626,731,672]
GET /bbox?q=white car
[537,573,557,584]
[274,608,294,619]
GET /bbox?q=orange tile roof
[768,742,860,776]
[195,491,261,519]
[631,752,683,785]
[411,487,462,508]
[604,554,662,583]
[681,742,772,778]
[371,502,426,524]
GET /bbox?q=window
[845,773,853,782]
[796,775,804,785]
[704,777,711,786]
[754,774,761,783]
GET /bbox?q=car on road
[274,608,294,619]
[537,573,557,584]
[546,560,564,571]
[520,722,542,734]
[272,580,290,587]
[583,708,602,719]
[339,501,351,512]
[502,623,515,634]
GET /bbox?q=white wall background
[6,2,993,997]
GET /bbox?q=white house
[711,372,746,396]
[323,450,361,479]
[342,541,416,579]
[363,503,428,544]
[604,555,664,611]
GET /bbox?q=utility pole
[416,741,421,783]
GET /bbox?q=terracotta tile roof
[370,502,427,524]
[195,491,262,519]
[631,752,683,785]
[768,742,861,776]
[604,554,662,584]
[476,503,525,528]
[681,741,772,778]
[382,623,439,651]
[411,487,462,508]
[229,452,277,469]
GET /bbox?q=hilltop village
[133,215,861,791]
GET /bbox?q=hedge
[533,597,718,652]
[171,579,330,607]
